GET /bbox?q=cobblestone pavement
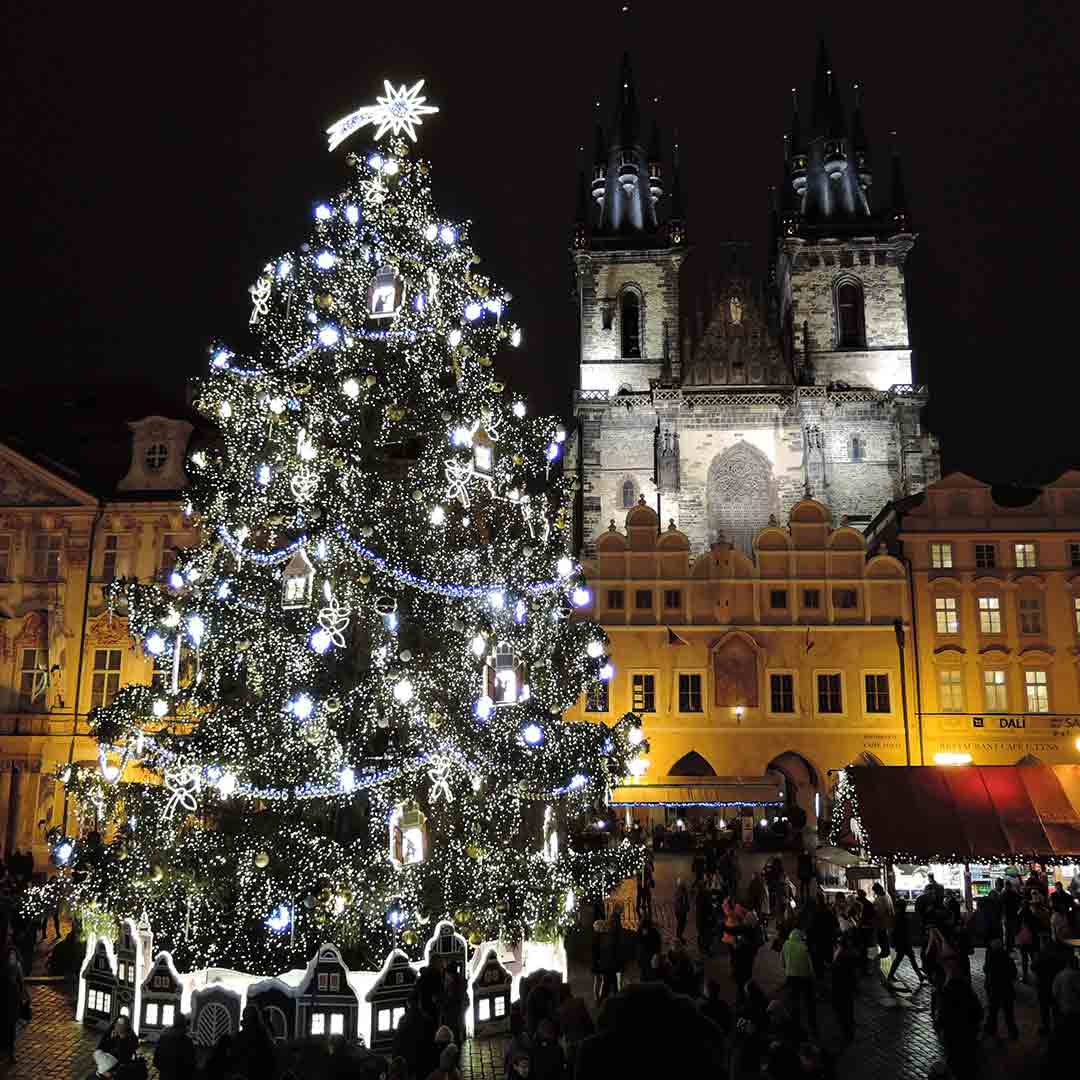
[5,859,1055,1080]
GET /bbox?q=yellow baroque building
[568,496,914,834]
[0,417,195,867]
[867,471,1080,767]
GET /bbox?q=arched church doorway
[668,751,717,777]
[767,751,821,833]
[707,442,776,557]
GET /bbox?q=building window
[864,674,891,713]
[101,535,120,581]
[935,597,959,634]
[833,588,857,610]
[329,1013,345,1036]
[312,1014,326,1036]
[978,596,1002,634]
[770,589,788,609]
[585,682,609,713]
[930,543,953,569]
[621,479,636,508]
[678,673,702,713]
[90,649,123,710]
[0,535,10,579]
[1018,595,1043,635]
[1074,596,1080,634]
[145,443,169,471]
[87,989,112,1014]
[938,669,964,711]
[620,290,641,358]
[817,673,843,713]
[606,590,624,610]
[975,543,997,569]
[1024,670,1049,713]
[1014,542,1037,568]
[318,973,328,991]
[145,1003,159,1027]
[161,1005,175,1027]
[634,589,653,610]
[850,435,864,462]
[32,533,62,579]
[835,280,865,348]
[802,588,821,610]
[18,648,48,710]
[1070,542,1080,568]
[632,674,656,712]
[663,589,681,610]
[770,673,795,713]
[983,669,1008,711]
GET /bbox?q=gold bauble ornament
[512,454,524,466]
[428,710,444,730]
[254,851,270,869]
[315,293,335,311]
[477,356,492,368]
[359,573,371,585]
[468,929,484,946]
[364,374,377,388]
[402,929,419,946]
[466,844,481,859]
[489,382,505,393]
[453,908,471,925]
[150,864,165,882]
[293,381,312,396]
[418,162,429,175]
[495,900,509,913]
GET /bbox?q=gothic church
[569,46,940,555]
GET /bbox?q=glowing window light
[315,204,332,220]
[316,251,336,270]
[318,326,340,347]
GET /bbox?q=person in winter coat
[982,937,1019,1038]
[97,1016,140,1077]
[673,878,690,943]
[807,892,838,980]
[732,910,760,1004]
[1002,880,1022,951]
[152,1013,195,1080]
[885,897,924,985]
[231,1004,275,1080]
[1035,930,1073,1035]
[938,958,983,1080]
[527,1019,564,1080]
[590,919,612,1002]
[832,930,861,1041]
[871,883,895,962]
[781,927,817,1034]
[439,961,469,1046]
[0,931,26,1065]
[1018,892,1050,979]
[556,983,593,1076]
[392,990,437,1080]
[636,916,662,981]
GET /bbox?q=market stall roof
[845,765,1080,860]
[611,777,784,807]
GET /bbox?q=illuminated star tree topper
[327,79,440,151]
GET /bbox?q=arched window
[620,290,641,358]
[850,435,864,462]
[835,280,865,348]
[621,479,636,508]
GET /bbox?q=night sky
[7,2,1079,485]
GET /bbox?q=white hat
[94,1050,119,1075]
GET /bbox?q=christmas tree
[34,81,645,974]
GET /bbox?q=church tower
[571,55,686,546]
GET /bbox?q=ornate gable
[0,444,97,508]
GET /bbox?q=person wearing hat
[89,1049,118,1079]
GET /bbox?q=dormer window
[145,443,169,471]
[835,280,865,348]
[620,290,641,359]
[619,149,637,168]
[486,642,527,706]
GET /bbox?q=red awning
[847,765,1080,860]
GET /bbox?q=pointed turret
[591,123,606,207]
[647,122,664,206]
[889,133,912,233]
[851,82,873,199]
[789,88,808,199]
[573,167,589,251]
[667,136,687,247]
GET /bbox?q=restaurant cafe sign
[941,713,1080,735]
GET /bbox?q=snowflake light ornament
[317,583,352,648]
[427,757,454,804]
[249,270,272,325]
[327,79,440,151]
[289,469,319,503]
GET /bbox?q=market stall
[831,764,1080,909]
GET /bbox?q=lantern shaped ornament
[282,548,316,610]
[471,427,495,479]
[389,800,428,866]
[485,642,527,707]
[540,805,559,863]
[368,264,405,320]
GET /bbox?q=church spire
[851,82,873,205]
[889,132,912,233]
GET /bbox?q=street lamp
[735,705,744,724]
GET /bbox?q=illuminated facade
[0,417,194,864]
[868,471,1080,766]
[568,497,913,833]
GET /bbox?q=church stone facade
[569,47,940,556]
